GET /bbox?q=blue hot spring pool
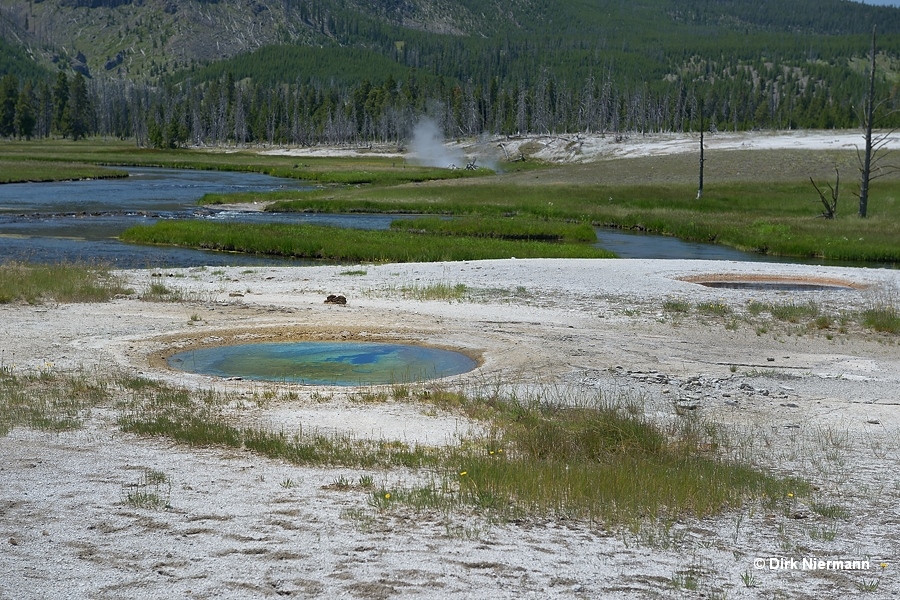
[166,341,478,386]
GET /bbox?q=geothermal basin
[166,341,478,386]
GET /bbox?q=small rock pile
[579,366,799,416]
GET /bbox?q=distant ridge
[2,0,900,84]
[2,0,900,142]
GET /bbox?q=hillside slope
[2,0,900,84]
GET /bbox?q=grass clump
[117,384,441,469]
[437,398,803,523]
[141,281,182,302]
[0,262,132,304]
[859,287,900,334]
[860,306,900,333]
[747,300,767,316]
[828,287,900,335]
[741,291,900,337]
[768,302,820,323]
[397,282,468,302]
[696,301,732,317]
[663,298,691,313]
[814,315,834,330]
[0,367,110,436]
[122,468,171,510]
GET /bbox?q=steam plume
[409,118,465,168]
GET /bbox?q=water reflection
[594,228,756,261]
[0,168,304,214]
[593,227,896,268]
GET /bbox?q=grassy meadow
[0,139,500,186]
[268,151,900,263]
[0,160,127,183]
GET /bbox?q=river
[0,167,886,268]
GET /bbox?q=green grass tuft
[663,298,691,313]
[696,301,732,317]
[396,282,468,302]
[0,368,110,436]
[0,262,132,304]
[860,306,900,333]
[768,302,820,323]
[123,468,171,510]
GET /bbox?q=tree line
[2,62,900,147]
[0,71,92,140]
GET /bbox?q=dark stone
[105,51,125,70]
[71,61,91,78]
[325,294,347,305]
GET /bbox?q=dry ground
[2,258,899,599]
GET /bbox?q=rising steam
[409,118,466,169]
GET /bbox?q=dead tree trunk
[695,96,705,200]
[697,128,705,200]
[859,25,877,218]
[810,168,839,219]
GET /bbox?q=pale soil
[484,129,900,162]
[258,129,900,165]
[2,258,900,599]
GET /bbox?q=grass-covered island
[119,220,615,262]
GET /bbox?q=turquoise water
[167,341,477,386]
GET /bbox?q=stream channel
[0,167,885,269]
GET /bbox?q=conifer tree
[52,72,70,137]
[64,72,92,140]
[0,74,18,137]
[15,80,36,139]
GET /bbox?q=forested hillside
[1,0,900,145]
